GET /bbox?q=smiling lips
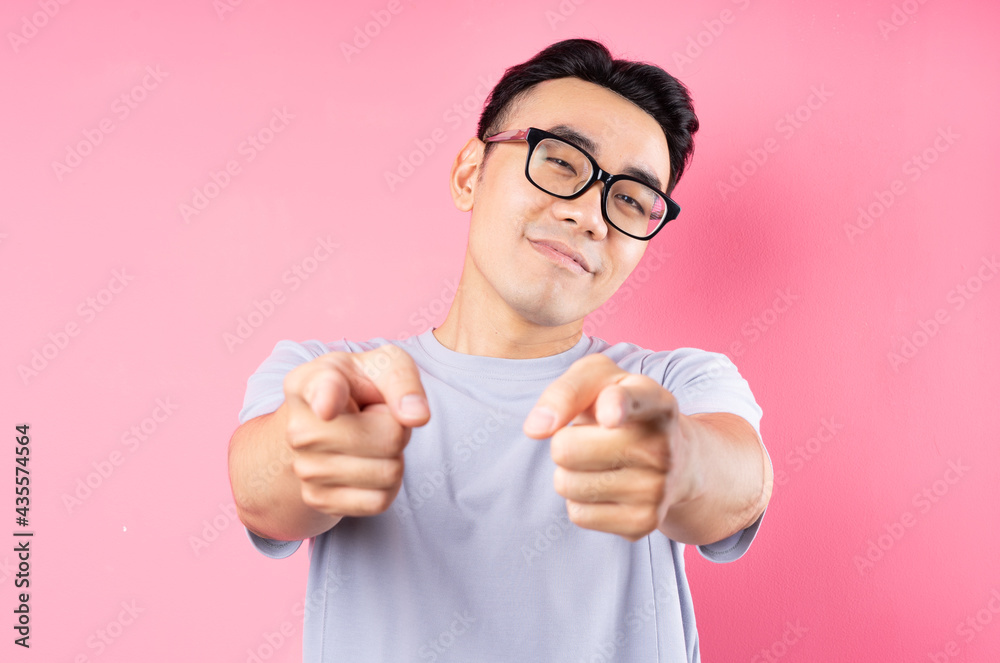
[528,238,592,275]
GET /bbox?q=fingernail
[525,407,556,435]
[399,394,427,418]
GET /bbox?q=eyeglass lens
[528,138,667,238]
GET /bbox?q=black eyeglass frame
[483,127,681,241]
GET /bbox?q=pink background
[4,0,999,660]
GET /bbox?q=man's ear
[450,137,484,213]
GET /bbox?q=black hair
[476,38,699,196]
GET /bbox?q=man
[228,38,773,662]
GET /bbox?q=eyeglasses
[483,127,680,241]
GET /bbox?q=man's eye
[547,158,577,174]
[617,193,646,214]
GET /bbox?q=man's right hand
[282,343,430,518]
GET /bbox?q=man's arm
[657,411,772,546]
[227,402,343,542]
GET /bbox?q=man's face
[458,76,673,329]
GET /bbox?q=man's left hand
[523,353,702,542]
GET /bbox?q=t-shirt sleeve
[237,338,352,559]
[656,348,771,563]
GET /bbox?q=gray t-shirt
[238,327,770,662]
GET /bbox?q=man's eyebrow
[546,123,666,193]
[547,124,599,153]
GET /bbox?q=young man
[228,38,773,662]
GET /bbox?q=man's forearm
[227,404,342,541]
[657,412,773,546]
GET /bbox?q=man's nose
[555,180,608,239]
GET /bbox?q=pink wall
[4,0,998,660]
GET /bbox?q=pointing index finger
[593,374,677,428]
[523,354,626,438]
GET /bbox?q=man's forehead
[506,79,673,188]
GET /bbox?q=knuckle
[552,468,568,495]
[566,501,587,526]
[549,380,582,405]
[650,443,672,472]
[634,475,665,503]
[366,490,394,515]
[649,475,668,500]
[285,422,307,448]
[380,423,409,456]
[633,507,660,535]
[285,417,317,449]
[291,455,311,480]
[378,459,404,487]
[549,436,572,466]
[300,483,327,510]
[282,363,308,395]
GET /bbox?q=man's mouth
[527,238,592,275]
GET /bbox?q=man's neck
[429,248,586,359]
[431,320,582,360]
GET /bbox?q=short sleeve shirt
[238,327,770,662]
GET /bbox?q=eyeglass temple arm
[484,129,530,142]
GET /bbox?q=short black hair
[476,38,699,196]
